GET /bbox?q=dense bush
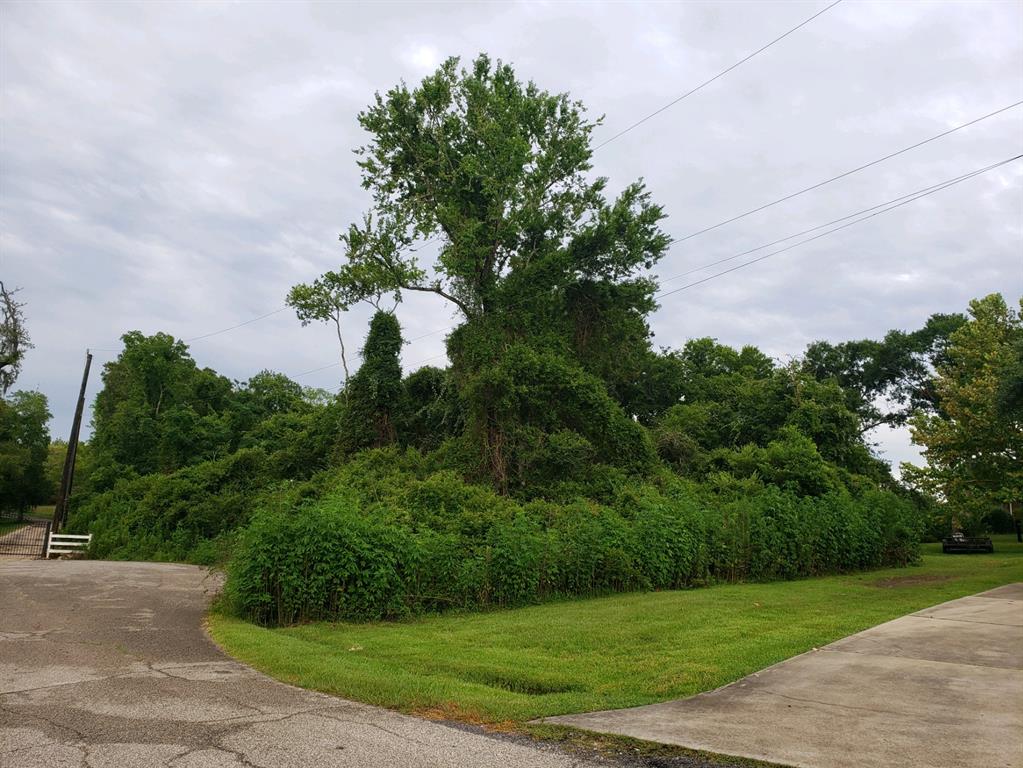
[73,323,931,627]
[67,448,317,564]
[228,497,414,624]
[226,455,921,626]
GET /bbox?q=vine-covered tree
[287,266,401,395]
[339,311,407,453]
[297,54,670,488]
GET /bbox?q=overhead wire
[654,153,1022,299]
[668,100,1022,245]
[182,306,288,342]
[594,0,844,150]
[656,153,1021,286]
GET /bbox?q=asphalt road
[1,559,612,768]
[545,583,1023,768]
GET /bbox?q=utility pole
[52,350,92,533]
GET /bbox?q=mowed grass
[210,535,1023,726]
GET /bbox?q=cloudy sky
[2,0,1021,473]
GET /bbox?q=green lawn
[210,535,1023,727]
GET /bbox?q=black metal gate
[0,511,51,558]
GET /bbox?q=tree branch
[333,313,351,401]
[401,282,474,318]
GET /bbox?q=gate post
[40,521,52,559]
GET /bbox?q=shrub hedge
[226,455,922,626]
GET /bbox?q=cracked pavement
[543,583,1023,768]
[0,560,608,768]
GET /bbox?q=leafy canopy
[802,312,966,432]
[0,390,51,512]
[90,332,317,481]
[315,54,669,321]
[903,294,1022,531]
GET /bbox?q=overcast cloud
[2,0,1021,474]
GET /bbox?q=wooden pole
[52,350,92,533]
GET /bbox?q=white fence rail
[46,533,92,557]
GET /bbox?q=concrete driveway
[544,583,1023,768]
[0,559,607,768]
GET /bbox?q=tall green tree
[0,390,51,512]
[298,54,670,487]
[903,294,1022,532]
[91,332,236,477]
[336,55,667,320]
[802,312,966,432]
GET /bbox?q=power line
[183,306,288,342]
[295,360,343,378]
[655,153,1022,300]
[670,100,1023,245]
[657,154,1020,286]
[93,305,290,353]
[594,0,844,150]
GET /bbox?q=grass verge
[209,535,1023,729]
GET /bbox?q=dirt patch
[412,701,494,727]
[869,574,953,589]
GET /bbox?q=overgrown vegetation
[225,454,919,624]
[58,56,1017,629]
